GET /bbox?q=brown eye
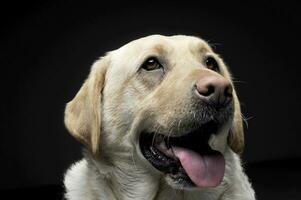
[205,56,219,72]
[141,57,162,71]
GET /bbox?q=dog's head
[64,35,244,189]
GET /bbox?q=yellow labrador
[64,35,255,200]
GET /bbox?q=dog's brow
[152,44,168,55]
[189,42,209,59]
[196,42,209,53]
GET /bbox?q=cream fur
[64,35,256,200]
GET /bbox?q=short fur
[64,35,255,200]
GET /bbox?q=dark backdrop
[1,1,300,190]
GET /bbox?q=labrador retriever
[64,35,255,200]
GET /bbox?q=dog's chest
[154,185,221,200]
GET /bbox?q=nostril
[224,85,233,98]
[197,84,215,97]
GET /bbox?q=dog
[63,35,256,200]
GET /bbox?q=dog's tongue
[173,147,225,188]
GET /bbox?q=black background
[0,0,300,198]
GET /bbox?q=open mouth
[139,121,225,188]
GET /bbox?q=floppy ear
[64,56,109,155]
[228,90,245,154]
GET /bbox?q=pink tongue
[173,147,225,188]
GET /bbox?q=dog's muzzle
[139,120,227,188]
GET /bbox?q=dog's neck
[89,158,217,200]
[108,163,160,200]
[86,150,163,200]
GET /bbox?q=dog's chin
[139,119,230,189]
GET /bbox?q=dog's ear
[228,90,244,154]
[64,56,109,155]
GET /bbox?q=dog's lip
[139,132,180,174]
[139,120,221,177]
[139,122,226,188]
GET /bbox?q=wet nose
[195,75,233,106]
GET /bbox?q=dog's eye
[141,57,162,71]
[204,56,219,72]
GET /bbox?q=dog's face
[64,35,244,190]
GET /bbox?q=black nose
[195,75,233,106]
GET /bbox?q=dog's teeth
[158,140,167,150]
[164,138,171,149]
[154,134,164,144]
[165,148,177,159]
[150,146,157,155]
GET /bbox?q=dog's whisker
[241,113,253,130]
[152,134,156,147]
[131,151,139,171]
[177,119,182,134]
[206,40,221,49]
[151,124,160,147]
[232,80,247,84]
[166,120,176,147]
